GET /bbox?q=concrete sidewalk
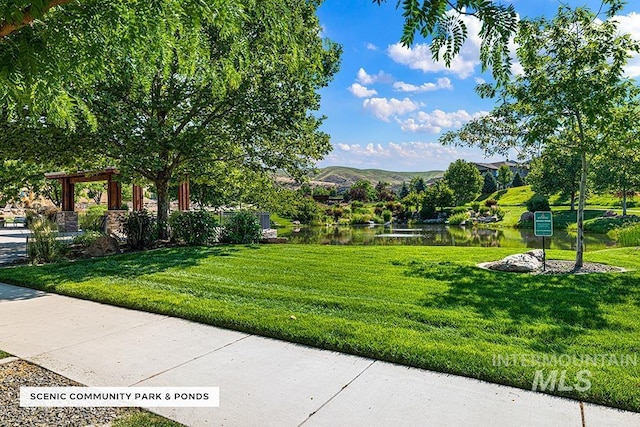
[0,283,637,426]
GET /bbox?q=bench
[4,216,26,228]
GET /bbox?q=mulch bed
[537,260,627,275]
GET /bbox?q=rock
[486,253,542,273]
[292,220,301,225]
[477,216,498,223]
[526,249,545,262]
[602,210,618,218]
[519,211,535,222]
[85,236,121,257]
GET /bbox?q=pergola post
[107,179,122,210]
[132,185,144,211]
[178,178,190,211]
[61,178,75,211]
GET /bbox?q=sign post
[534,211,553,271]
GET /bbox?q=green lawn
[0,245,639,410]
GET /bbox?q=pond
[277,224,617,251]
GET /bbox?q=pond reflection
[278,225,616,251]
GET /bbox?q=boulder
[85,236,121,258]
[486,253,542,273]
[526,249,545,262]
[602,210,618,218]
[519,211,535,222]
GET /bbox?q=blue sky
[315,0,640,172]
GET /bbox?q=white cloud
[387,13,483,78]
[393,77,452,93]
[348,83,378,98]
[616,12,640,77]
[366,43,378,51]
[320,141,478,170]
[356,68,394,85]
[362,97,422,121]
[397,109,488,133]
[474,77,486,85]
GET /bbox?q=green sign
[534,211,553,237]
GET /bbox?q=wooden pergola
[45,168,124,211]
[44,168,190,212]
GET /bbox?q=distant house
[473,160,529,179]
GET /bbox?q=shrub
[293,197,322,223]
[125,210,157,249]
[448,212,470,225]
[28,218,61,263]
[484,199,498,208]
[526,194,551,212]
[350,213,373,224]
[374,206,383,216]
[169,210,218,246]
[470,202,481,213]
[491,205,506,221]
[332,207,344,222]
[351,200,364,209]
[452,206,468,215]
[80,205,107,232]
[72,231,104,247]
[382,209,392,222]
[220,211,262,244]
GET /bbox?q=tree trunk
[575,151,588,269]
[622,180,627,217]
[155,178,170,240]
[570,191,576,212]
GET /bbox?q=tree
[348,179,374,203]
[0,1,241,127]
[375,181,395,202]
[421,180,455,218]
[443,159,483,205]
[590,106,640,215]
[527,145,581,211]
[409,176,427,193]
[399,181,410,199]
[496,165,513,189]
[441,4,639,268]
[511,172,524,188]
[3,0,341,238]
[482,172,498,195]
[0,159,65,207]
[374,0,518,83]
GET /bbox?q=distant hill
[276,166,443,191]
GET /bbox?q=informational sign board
[534,211,553,237]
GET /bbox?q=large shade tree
[0,1,240,127]
[440,4,640,268]
[0,0,341,238]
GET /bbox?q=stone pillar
[56,211,78,232]
[104,210,128,236]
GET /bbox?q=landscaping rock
[477,216,498,223]
[485,253,542,273]
[85,236,121,257]
[602,210,618,217]
[519,211,534,222]
[526,249,545,262]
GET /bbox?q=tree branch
[0,0,72,38]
